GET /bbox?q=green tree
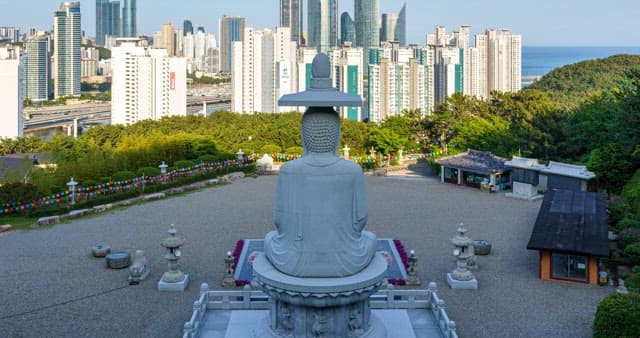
[593,293,640,338]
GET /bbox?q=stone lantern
[158,224,189,291]
[236,149,244,162]
[67,177,78,205]
[159,161,168,184]
[342,145,350,160]
[447,223,478,289]
[406,249,421,286]
[222,250,236,287]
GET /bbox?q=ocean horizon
[522,46,640,78]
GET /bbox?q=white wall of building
[0,47,24,138]
[111,40,186,125]
[232,27,296,114]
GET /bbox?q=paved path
[0,175,612,337]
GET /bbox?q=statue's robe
[264,153,376,277]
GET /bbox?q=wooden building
[526,190,609,285]
[436,149,510,190]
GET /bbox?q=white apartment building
[329,47,364,121]
[81,46,99,78]
[297,47,318,92]
[111,39,186,125]
[427,26,522,101]
[368,43,432,123]
[232,27,297,114]
[0,47,24,138]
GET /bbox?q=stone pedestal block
[252,253,388,338]
[446,273,478,289]
[158,274,189,291]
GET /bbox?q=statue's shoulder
[280,158,303,173]
[336,158,364,173]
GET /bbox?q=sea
[522,46,640,86]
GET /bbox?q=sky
[1,0,639,46]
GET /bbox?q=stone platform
[183,283,457,338]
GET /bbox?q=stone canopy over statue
[263,54,376,278]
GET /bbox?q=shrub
[136,167,161,177]
[593,293,640,338]
[285,146,303,155]
[622,169,640,218]
[0,182,43,204]
[608,202,632,226]
[111,171,136,181]
[624,243,640,265]
[83,180,99,187]
[260,144,281,155]
[619,228,640,247]
[617,217,640,230]
[627,266,640,293]
[197,154,219,163]
[173,160,195,169]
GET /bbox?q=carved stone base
[252,253,388,337]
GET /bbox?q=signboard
[170,72,175,90]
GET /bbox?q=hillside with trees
[528,54,640,110]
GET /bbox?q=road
[23,97,231,132]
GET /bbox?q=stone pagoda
[252,54,388,337]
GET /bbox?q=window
[551,253,588,282]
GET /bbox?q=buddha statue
[264,105,376,277]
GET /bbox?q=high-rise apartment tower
[54,2,81,98]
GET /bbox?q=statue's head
[301,107,340,155]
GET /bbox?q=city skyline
[0,1,638,46]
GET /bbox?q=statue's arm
[353,173,368,232]
[273,177,284,232]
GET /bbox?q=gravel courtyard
[0,175,612,337]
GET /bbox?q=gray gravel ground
[0,175,612,337]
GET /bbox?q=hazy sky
[1,0,639,46]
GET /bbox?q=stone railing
[183,282,457,338]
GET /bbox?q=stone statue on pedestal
[264,107,376,277]
[253,53,387,338]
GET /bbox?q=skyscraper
[157,22,177,56]
[280,0,303,44]
[218,15,245,73]
[307,0,337,53]
[96,0,121,46]
[122,0,136,37]
[395,3,406,46]
[25,36,50,102]
[54,2,81,98]
[183,19,193,36]
[0,46,23,138]
[340,12,355,45]
[380,13,398,43]
[354,0,380,61]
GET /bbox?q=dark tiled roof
[527,190,609,257]
[435,149,509,174]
